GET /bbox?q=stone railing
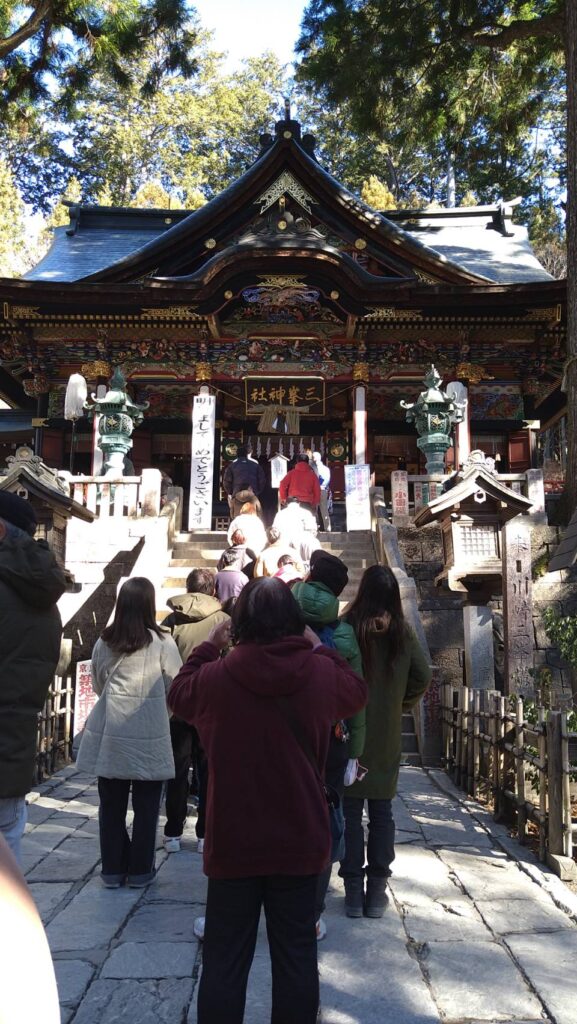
[390,468,546,523]
[61,468,162,518]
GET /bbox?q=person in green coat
[340,565,432,919]
[292,550,366,940]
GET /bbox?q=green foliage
[360,175,396,210]
[296,2,566,213]
[0,1,199,110]
[129,182,172,209]
[0,157,28,276]
[543,607,577,669]
[51,44,285,209]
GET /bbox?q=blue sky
[192,0,307,69]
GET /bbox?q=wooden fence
[35,641,74,783]
[441,683,577,867]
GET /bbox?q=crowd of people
[0,466,432,1024]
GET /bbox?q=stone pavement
[22,765,577,1024]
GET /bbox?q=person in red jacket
[279,453,321,513]
[168,577,367,1024]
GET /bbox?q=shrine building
[0,114,567,506]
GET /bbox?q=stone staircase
[157,526,421,763]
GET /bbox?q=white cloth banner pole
[188,392,216,531]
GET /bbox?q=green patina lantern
[401,365,466,475]
[85,367,148,476]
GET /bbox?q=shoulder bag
[275,696,345,863]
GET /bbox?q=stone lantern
[84,367,148,476]
[414,450,533,690]
[401,365,466,475]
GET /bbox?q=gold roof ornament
[455,362,495,384]
[255,171,317,215]
[353,362,370,383]
[81,359,111,379]
[195,362,212,381]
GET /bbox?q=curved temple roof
[25,118,553,288]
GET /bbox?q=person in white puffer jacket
[76,576,182,889]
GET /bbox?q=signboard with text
[74,660,96,736]
[189,392,216,531]
[244,377,325,414]
[345,464,371,531]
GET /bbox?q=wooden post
[473,690,481,799]
[455,687,463,786]
[538,707,547,863]
[561,712,573,858]
[516,697,527,844]
[490,692,499,813]
[547,710,564,857]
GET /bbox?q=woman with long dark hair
[168,577,367,1024]
[76,577,182,888]
[340,565,432,918]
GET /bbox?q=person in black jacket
[222,446,266,518]
[0,492,66,865]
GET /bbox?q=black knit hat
[0,491,37,535]
[309,550,349,597]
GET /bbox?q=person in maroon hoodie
[168,577,367,1024]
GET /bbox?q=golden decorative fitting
[283,130,292,139]
[256,275,307,289]
[164,218,172,224]
[22,373,49,397]
[195,362,212,381]
[205,238,217,249]
[353,362,370,383]
[363,306,423,321]
[455,362,494,384]
[255,172,316,215]
[354,238,367,250]
[277,220,288,230]
[224,290,234,300]
[532,306,562,322]
[5,304,41,319]
[82,359,111,379]
[141,305,201,320]
[330,290,339,300]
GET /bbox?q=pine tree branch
[0,2,54,60]
[459,11,565,50]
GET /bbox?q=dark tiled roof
[25,225,169,281]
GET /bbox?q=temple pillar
[33,393,49,457]
[353,384,367,466]
[447,381,470,467]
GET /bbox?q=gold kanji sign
[244,377,325,414]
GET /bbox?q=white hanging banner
[345,463,371,531]
[188,392,216,531]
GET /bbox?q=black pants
[164,718,208,839]
[340,796,395,880]
[98,777,162,884]
[198,874,319,1024]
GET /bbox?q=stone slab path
[23,766,577,1024]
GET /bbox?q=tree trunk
[565,2,577,513]
[446,152,456,208]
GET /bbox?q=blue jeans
[340,797,395,880]
[0,797,27,866]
